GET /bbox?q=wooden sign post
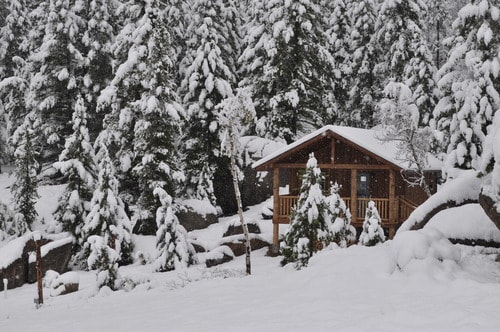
[33,232,43,307]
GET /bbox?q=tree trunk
[229,133,251,275]
[409,199,478,230]
[478,191,500,231]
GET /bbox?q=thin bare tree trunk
[228,131,251,275]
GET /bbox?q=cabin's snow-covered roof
[252,125,442,171]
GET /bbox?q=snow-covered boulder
[205,246,234,267]
[28,237,73,283]
[44,270,79,296]
[219,234,271,257]
[222,218,261,237]
[0,233,73,291]
[177,199,219,231]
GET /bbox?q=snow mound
[390,228,461,274]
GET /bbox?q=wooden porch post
[272,167,280,254]
[350,169,357,223]
[388,169,397,239]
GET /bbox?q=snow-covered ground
[1,171,500,331]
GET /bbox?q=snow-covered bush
[154,188,196,272]
[359,201,386,246]
[281,154,335,269]
[327,182,356,247]
[87,235,120,291]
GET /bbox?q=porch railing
[399,197,418,222]
[277,196,392,222]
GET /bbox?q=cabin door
[357,172,370,198]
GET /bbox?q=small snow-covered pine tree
[86,235,120,290]
[82,145,133,267]
[359,201,385,246]
[326,182,356,248]
[153,188,195,272]
[10,115,39,235]
[281,153,335,269]
[53,96,97,248]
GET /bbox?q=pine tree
[53,96,97,249]
[81,0,118,140]
[281,153,335,269]
[374,0,436,108]
[82,145,134,267]
[153,188,196,272]
[96,0,158,211]
[86,235,121,290]
[346,0,378,127]
[359,200,385,246]
[326,0,352,123]
[131,4,185,234]
[423,0,468,68]
[239,0,334,143]
[11,115,39,235]
[179,0,240,206]
[26,0,86,163]
[0,0,31,142]
[433,0,500,176]
[164,0,191,87]
[326,182,356,247]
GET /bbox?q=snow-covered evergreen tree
[281,153,335,269]
[10,115,39,235]
[179,0,240,206]
[81,0,119,139]
[375,0,437,191]
[374,0,437,117]
[326,182,356,248]
[0,0,32,144]
[82,145,133,267]
[153,188,195,272]
[423,0,468,68]
[359,201,385,246]
[164,0,191,86]
[346,0,378,128]
[239,0,334,143]
[26,0,86,163]
[52,96,97,248]
[326,0,352,123]
[129,2,185,235]
[433,0,500,176]
[86,235,121,290]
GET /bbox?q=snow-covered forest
[0,0,500,330]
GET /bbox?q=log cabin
[252,125,442,252]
